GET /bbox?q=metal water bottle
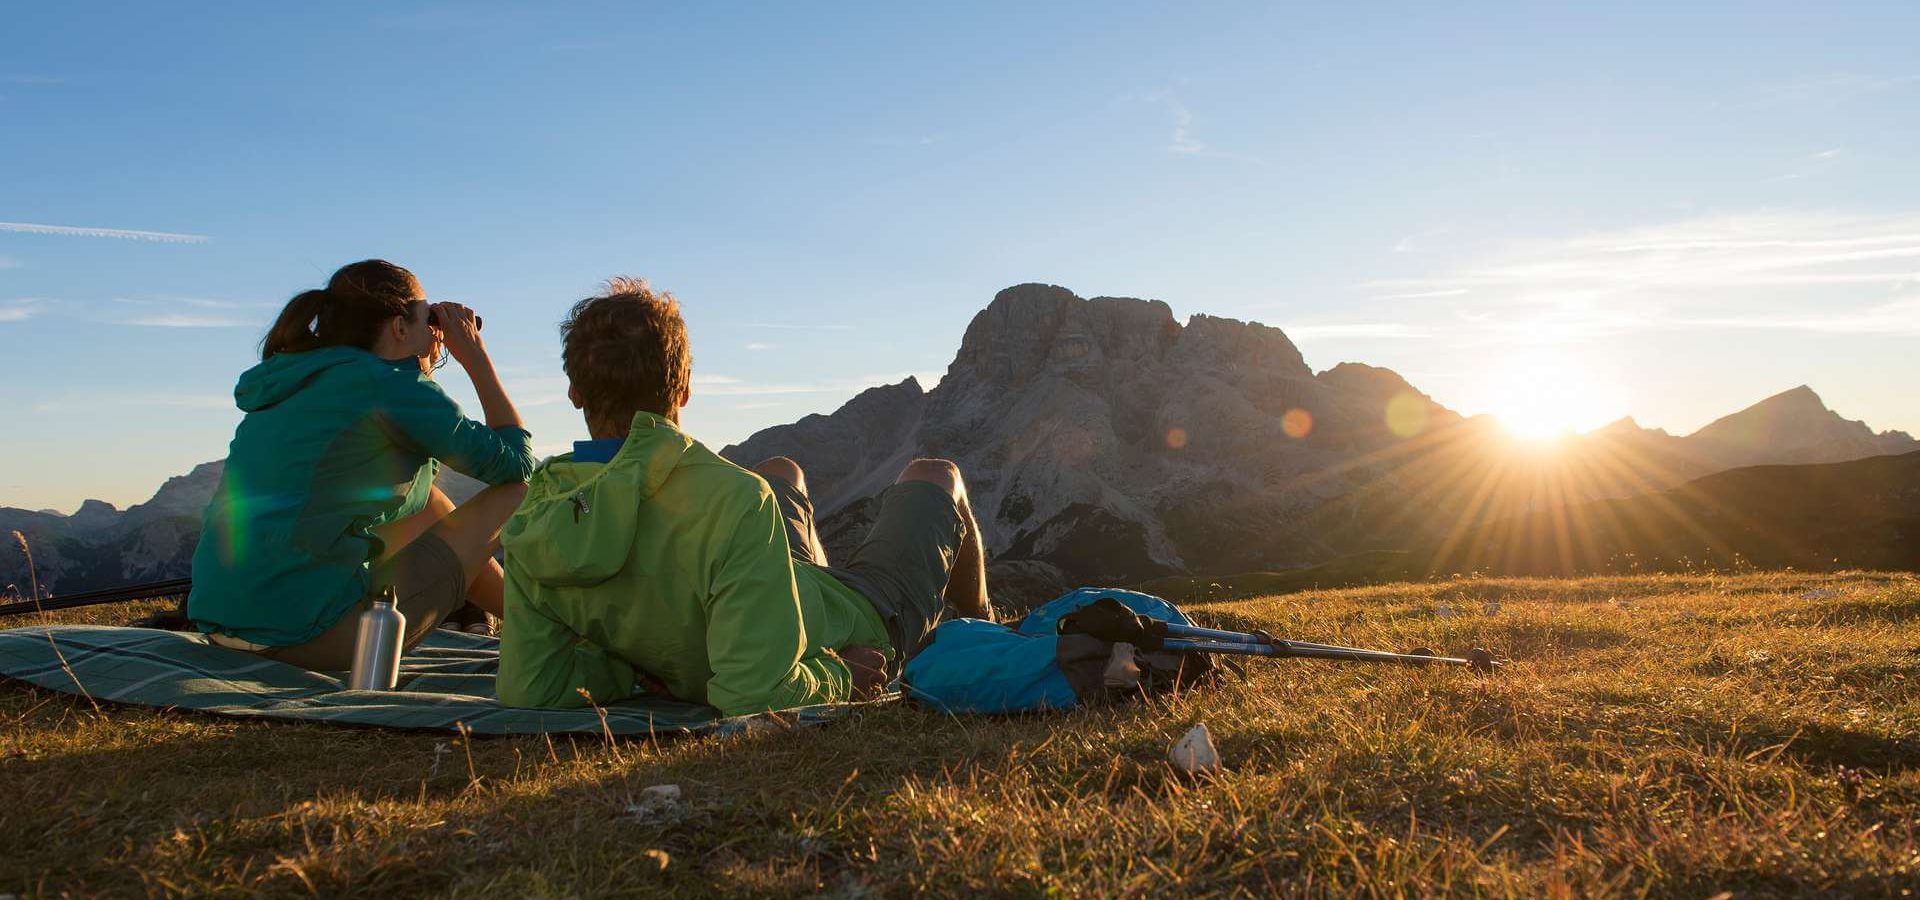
[348,586,406,691]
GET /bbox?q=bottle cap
[376,585,399,605]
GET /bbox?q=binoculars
[427,309,483,331]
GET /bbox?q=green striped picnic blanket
[0,625,856,736]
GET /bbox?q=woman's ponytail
[261,289,331,359]
[258,260,424,361]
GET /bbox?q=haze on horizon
[3,2,1917,513]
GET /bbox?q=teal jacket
[187,347,536,646]
[497,412,888,716]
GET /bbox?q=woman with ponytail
[187,260,537,669]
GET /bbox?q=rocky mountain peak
[1756,384,1824,413]
[1593,416,1678,439]
[126,460,226,523]
[952,284,1180,387]
[1316,362,1423,405]
[70,499,120,528]
[1694,385,1843,443]
[1688,384,1916,466]
[1176,314,1312,382]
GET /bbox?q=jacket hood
[502,411,692,587]
[234,346,406,412]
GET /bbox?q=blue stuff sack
[902,587,1215,714]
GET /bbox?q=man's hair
[561,277,692,431]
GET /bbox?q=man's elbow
[497,678,586,710]
[709,689,778,718]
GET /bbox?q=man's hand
[841,646,888,701]
[430,301,486,369]
[634,670,670,696]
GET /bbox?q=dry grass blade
[11,529,100,714]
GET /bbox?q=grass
[5,571,1920,897]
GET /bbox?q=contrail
[0,221,209,244]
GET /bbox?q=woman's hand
[431,301,522,431]
[430,302,486,369]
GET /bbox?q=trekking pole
[0,577,192,618]
[1058,596,1500,672]
[1159,634,1490,668]
[1162,622,1484,665]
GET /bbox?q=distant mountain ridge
[2,464,484,598]
[4,283,1914,600]
[0,461,225,596]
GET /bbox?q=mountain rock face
[725,284,1461,597]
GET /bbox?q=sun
[1470,348,1628,442]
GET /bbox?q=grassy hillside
[1426,451,1920,576]
[1142,451,1920,604]
[5,572,1919,897]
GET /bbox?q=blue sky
[4,1,1918,511]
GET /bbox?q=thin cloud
[744,342,776,351]
[1284,322,1430,340]
[1371,213,1920,292]
[1770,146,1846,181]
[1371,288,1469,301]
[1758,72,1920,104]
[866,134,946,147]
[1165,97,1205,155]
[111,312,258,328]
[1361,211,1920,342]
[112,296,275,310]
[0,221,209,244]
[99,296,269,328]
[0,256,19,270]
[744,322,852,331]
[1136,88,1263,163]
[125,393,233,410]
[0,300,42,323]
[1677,298,1920,336]
[694,381,849,397]
[693,371,936,397]
[3,74,64,85]
[30,391,233,415]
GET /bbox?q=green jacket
[496,412,888,716]
[188,347,536,646]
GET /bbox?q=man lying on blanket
[496,278,994,716]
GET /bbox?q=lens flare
[1385,392,1430,438]
[1282,408,1313,439]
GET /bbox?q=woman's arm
[432,302,522,430]
[375,369,536,486]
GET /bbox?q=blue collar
[572,437,625,464]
